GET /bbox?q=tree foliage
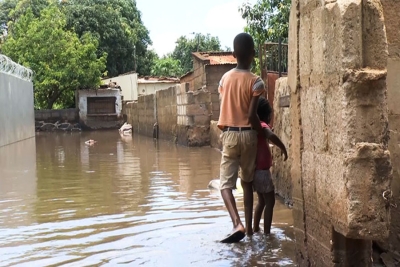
[151,56,182,77]
[61,0,152,77]
[171,33,222,75]
[2,5,107,109]
[240,0,290,46]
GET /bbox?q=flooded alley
[0,132,295,266]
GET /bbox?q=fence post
[278,37,282,77]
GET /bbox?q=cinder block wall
[156,86,177,142]
[125,84,212,146]
[177,83,212,146]
[287,0,392,265]
[35,109,78,123]
[205,64,235,121]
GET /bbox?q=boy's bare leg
[254,192,265,232]
[221,188,245,233]
[263,191,275,234]
[241,180,254,235]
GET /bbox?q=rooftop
[138,76,180,84]
[192,51,237,65]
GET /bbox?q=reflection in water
[0,131,296,266]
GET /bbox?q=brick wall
[35,109,78,123]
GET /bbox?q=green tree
[61,0,152,77]
[0,0,18,26]
[2,5,107,109]
[171,33,222,75]
[239,0,290,46]
[151,56,183,77]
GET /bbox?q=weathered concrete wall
[287,0,392,265]
[380,0,400,264]
[272,77,292,202]
[0,73,35,147]
[125,84,212,146]
[35,109,78,123]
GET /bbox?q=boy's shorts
[253,169,275,193]
[219,129,257,190]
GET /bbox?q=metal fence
[260,42,288,77]
[0,54,33,82]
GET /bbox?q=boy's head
[257,97,272,124]
[233,33,255,67]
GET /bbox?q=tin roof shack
[137,77,179,98]
[77,88,123,130]
[180,52,237,120]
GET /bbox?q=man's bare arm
[249,95,264,137]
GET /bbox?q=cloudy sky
[136,0,257,56]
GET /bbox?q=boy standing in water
[253,97,287,234]
[218,33,266,243]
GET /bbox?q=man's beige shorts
[219,129,257,190]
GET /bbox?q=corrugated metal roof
[137,76,180,84]
[192,52,237,65]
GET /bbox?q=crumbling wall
[177,83,212,146]
[272,77,292,202]
[288,0,392,265]
[380,0,400,265]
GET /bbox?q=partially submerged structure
[76,88,123,130]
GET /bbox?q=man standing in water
[218,33,266,243]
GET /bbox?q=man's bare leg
[221,188,245,235]
[241,180,254,235]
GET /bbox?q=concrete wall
[272,77,292,202]
[102,73,138,101]
[380,0,400,264]
[35,109,78,123]
[0,72,35,147]
[124,84,212,146]
[286,0,392,265]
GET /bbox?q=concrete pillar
[380,0,400,264]
[287,0,392,265]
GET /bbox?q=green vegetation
[171,33,222,75]
[2,5,106,109]
[240,0,291,74]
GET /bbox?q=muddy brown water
[0,131,296,266]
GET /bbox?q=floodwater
[0,131,296,267]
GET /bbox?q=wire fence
[0,54,33,82]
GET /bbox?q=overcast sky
[136,0,257,56]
